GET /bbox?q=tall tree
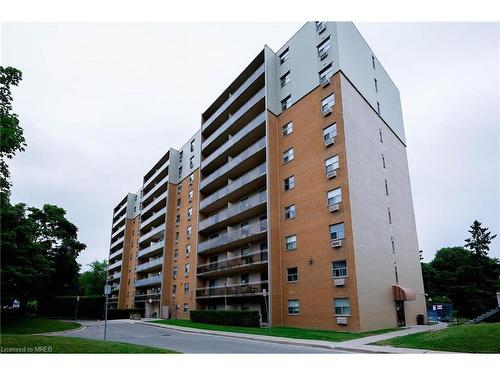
[79,260,108,296]
[0,66,26,198]
[465,220,497,257]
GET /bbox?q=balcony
[140,206,167,230]
[136,257,164,273]
[202,87,266,152]
[108,260,122,272]
[136,275,162,288]
[141,190,168,216]
[110,236,124,250]
[200,137,266,192]
[109,248,123,261]
[111,285,120,292]
[111,223,126,238]
[113,201,127,218]
[196,280,268,298]
[142,174,169,204]
[201,111,266,173]
[143,160,169,189]
[198,220,267,254]
[134,293,161,302]
[108,272,121,281]
[199,190,267,232]
[199,163,267,213]
[197,250,268,277]
[139,224,165,245]
[202,64,265,134]
[138,240,165,259]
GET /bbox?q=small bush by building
[190,310,261,327]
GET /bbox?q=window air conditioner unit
[328,203,340,213]
[331,239,342,248]
[326,170,337,179]
[336,316,348,325]
[324,137,335,147]
[319,50,328,60]
[322,107,332,116]
[321,77,330,87]
[334,278,346,287]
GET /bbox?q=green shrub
[190,310,260,327]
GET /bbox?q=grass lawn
[1,316,81,335]
[374,323,500,353]
[153,319,400,342]
[0,334,177,354]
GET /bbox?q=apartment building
[107,21,426,331]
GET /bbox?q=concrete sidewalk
[136,320,449,353]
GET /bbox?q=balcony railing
[108,260,122,271]
[203,64,265,134]
[200,163,267,211]
[108,272,121,280]
[201,111,266,171]
[138,240,165,259]
[111,285,120,292]
[134,293,161,302]
[111,223,126,238]
[140,206,167,230]
[199,190,267,231]
[113,201,127,218]
[136,257,164,273]
[198,220,267,253]
[202,87,266,150]
[200,137,266,191]
[143,160,169,189]
[141,190,168,215]
[196,281,268,298]
[136,275,162,288]
[139,224,164,244]
[142,174,169,203]
[109,248,123,261]
[110,236,124,250]
[197,250,268,275]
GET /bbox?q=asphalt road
[56,320,343,354]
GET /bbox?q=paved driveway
[56,320,343,354]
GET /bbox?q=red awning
[393,285,416,301]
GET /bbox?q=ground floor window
[334,298,351,316]
[288,299,300,315]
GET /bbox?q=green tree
[465,220,497,257]
[0,66,26,198]
[79,260,108,296]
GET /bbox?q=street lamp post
[104,285,111,341]
[262,289,271,334]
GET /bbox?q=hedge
[190,310,261,327]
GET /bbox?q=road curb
[33,324,87,336]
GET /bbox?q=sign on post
[104,285,111,295]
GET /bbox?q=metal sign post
[262,289,271,334]
[74,295,80,321]
[104,285,111,341]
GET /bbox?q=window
[332,260,347,278]
[325,155,339,173]
[282,122,293,136]
[185,263,190,276]
[189,173,194,184]
[334,298,351,316]
[177,184,182,192]
[174,248,178,258]
[183,303,189,313]
[288,300,300,315]
[327,187,342,206]
[391,236,396,254]
[178,166,182,178]
[317,37,331,59]
[188,190,193,201]
[281,95,292,111]
[190,156,195,169]
[329,222,345,240]
[285,234,297,250]
[279,48,290,64]
[323,123,337,142]
[187,207,193,218]
[388,207,392,224]
[394,264,399,282]
[319,64,334,84]
[186,244,191,257]
[284,175,295,191]
[240,274,249,284]
[377,101,380,115]
[177,198,181,207]
[321,94,335,114]
[372,55,375,69]
[179,150,183,163]
[382,154,386,168]
[190,139,195,152]
[175,231,179,240]
[379,128,383,143]
[280,71,290,87]
[187,226,192,237]
[284,204,296,220]
[172,284,177,294]
[176,214,180,224]
[316,21,327,33]
[184,283,190,292]
[173,266,178,276]
[385,179,389,196]
[374,78,378,93]
[287,267,298,282]
[283,148,294,163]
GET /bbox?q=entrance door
[395,301,406,327]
